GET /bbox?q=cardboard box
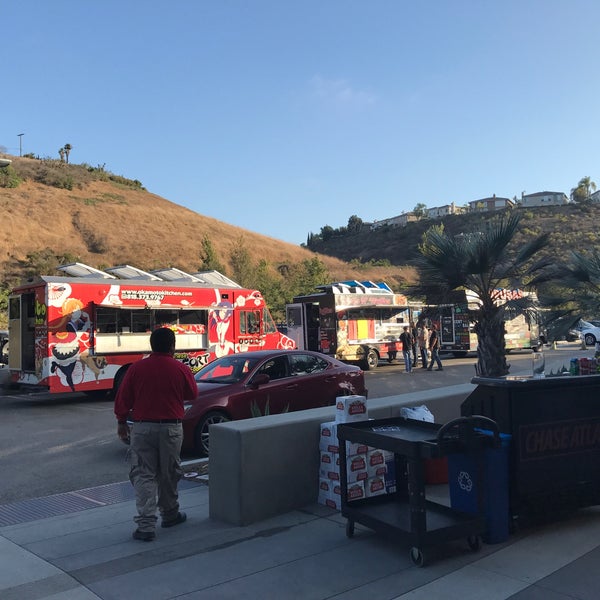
[320,421,369,454]
[346,454,368,483]
[366,449,388,478]
[319,421,339,453]
[335,395,368,423]
[385,455,397,493]
[346,480,365,502]
[319,451,340,479]
[317,478,333,506]
[365,476,387,498]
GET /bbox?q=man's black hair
[150,327,176,353]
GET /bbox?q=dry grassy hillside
[0,157,414,289]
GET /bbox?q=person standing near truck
[410,321,419,367]
[417,322,429,369]
[427,324,443,371]
[399,325,414,373]
[115,327,197,541]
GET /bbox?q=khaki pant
[129,422,183,532]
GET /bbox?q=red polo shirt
[114,352,197,422]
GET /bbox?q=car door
[288,353,341,409]
[247,355,302,416]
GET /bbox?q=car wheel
[584,333,597,346]
[194,411,231,457]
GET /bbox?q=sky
[3,1,600,245]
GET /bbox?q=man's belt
[133,419,182,424]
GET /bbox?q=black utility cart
[337,415,500,567]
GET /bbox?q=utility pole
[18,133,24,156]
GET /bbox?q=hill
[0,156,415,324]
[307,202,600,266]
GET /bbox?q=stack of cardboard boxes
[318,395,396,510]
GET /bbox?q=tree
[413,203,428,219]
[229,236,254,287]
[570,176,597,203]
[320,225,335,241]
[347,215,363,233]
[412,213,551,377]
[536,248,600,340]
[198,236,226,273]
[63,143,72,164]
[59,147,66,162]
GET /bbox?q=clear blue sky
[4,1,599,245]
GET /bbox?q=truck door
[8,294,36,372]
[285,304,306,350]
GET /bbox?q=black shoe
[132,529,155,542]
[161,511,187,528]
[427,367,432,371]
[436,367,443,371]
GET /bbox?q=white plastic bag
[400,405,434,422]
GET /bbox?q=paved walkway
[1,479,600,599]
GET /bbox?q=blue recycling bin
[448,431,511,544]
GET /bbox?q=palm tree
[412,213,551,377]
[570,176,597,202]
[537,248,600,339]
[63,143,72,164]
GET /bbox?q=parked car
[183,349,367,456]
[579,321,600,346]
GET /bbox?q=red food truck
[7,263,295,395]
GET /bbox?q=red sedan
[183,349,367,456]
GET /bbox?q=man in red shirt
[115,327,198,541]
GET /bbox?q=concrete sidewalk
[1,479,600,600]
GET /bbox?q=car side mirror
[249,373,270,388]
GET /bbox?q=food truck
[285,280,422,369]
[428,288,541,357]
[8,262,295,395]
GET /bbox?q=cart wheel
[345,520,355,538]
[409,546,425,567]
[467,535,481,552]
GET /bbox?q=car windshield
[195,355,264,384]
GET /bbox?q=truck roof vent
[57,262,116,279]
[104,265,163,281]
[149,267,203,282]
[190,270,242,288]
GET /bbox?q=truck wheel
[361,349,378,371]
[585,333,596,346]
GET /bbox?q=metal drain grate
[72,481,135,505]
[0,478,205,527]
[0,492,102,527]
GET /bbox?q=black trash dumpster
[462,375,600,520]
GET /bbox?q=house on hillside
[589,190,600,203]
[468,195,514,212]
[519,191,569,207]
[427,202,465,219]
[370,212,418,230]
